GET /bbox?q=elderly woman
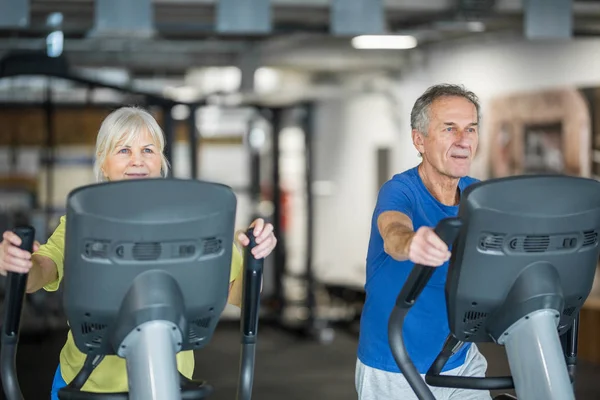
[0,106,277,398]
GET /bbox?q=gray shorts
[355,344,492,400]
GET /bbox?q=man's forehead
[431,98,477,116]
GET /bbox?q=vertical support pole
[162,105,174,178]
[270,107,285,317]
[44,79,54,237]
[248,118,262,217]
[302,103,316,331]
[564,312,579,386]
[188,106,198,180]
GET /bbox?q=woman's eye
[118,148,129,154]
[143,148,153,153]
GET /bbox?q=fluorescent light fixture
[351,35,417,50]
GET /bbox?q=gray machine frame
[388,174,600,400]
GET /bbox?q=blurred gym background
[1,0,600,399]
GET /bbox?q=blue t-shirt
[357,166,479,373]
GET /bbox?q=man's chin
[448,165,471,179]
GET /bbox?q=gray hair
[410,83,481,136]
[93,106,170,182]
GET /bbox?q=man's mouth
[450,155,469,160]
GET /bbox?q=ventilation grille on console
[81,322,107,349]
[132,242,162,261]
[563,306,576,317]
[514,235,550,253]
[202,238,223,255]
[188,317,213,346]
[463,311,488,336]
[479,234,505,251]
[84,236,226,261]
[478,230,599,254]
[583,230,598,247]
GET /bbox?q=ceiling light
[351,35,418,50]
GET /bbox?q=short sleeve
[229,243,243,282]
[34,215,66,292]
[374,179,415,221]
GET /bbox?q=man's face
[413,96,479,178]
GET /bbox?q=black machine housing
[446,175,599,343]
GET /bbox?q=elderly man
[356,84,491,400]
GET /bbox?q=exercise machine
[388,174,600,400]
[2,178,264,400]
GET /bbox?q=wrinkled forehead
[431,96,478,122]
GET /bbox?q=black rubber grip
[240,228,264,339]
[2,225,35,400]
[433,217,462,246]
[3,226,35,338]
[396,217,462,308]
[237,227,265,400]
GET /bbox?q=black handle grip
[237,228,265,400]
[396,217,462,308]
[3,226,35,338]
[240,228,264,341]
[2,225,35,400]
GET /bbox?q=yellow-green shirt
[36,215,243,393]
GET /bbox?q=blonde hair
[93,106,170,182]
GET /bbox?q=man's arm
[378,210,451,267]
[26,255,59,293]
[378,211,416,261]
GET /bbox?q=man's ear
[412,129,425,155]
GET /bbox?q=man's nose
[456,129,472,145]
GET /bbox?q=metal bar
[270,107,285,316]
[302,103,316,328]
[499,309,574,400]
[121,321,181,400]
[44,79,55,237]
[162,105,174,177]
[188,106,198,180]
[248,120,262,216]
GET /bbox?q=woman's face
[102,129,163,181]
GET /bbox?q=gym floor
[3,320,600,400]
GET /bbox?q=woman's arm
[227,276,244,307]
[26,254,59,293]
